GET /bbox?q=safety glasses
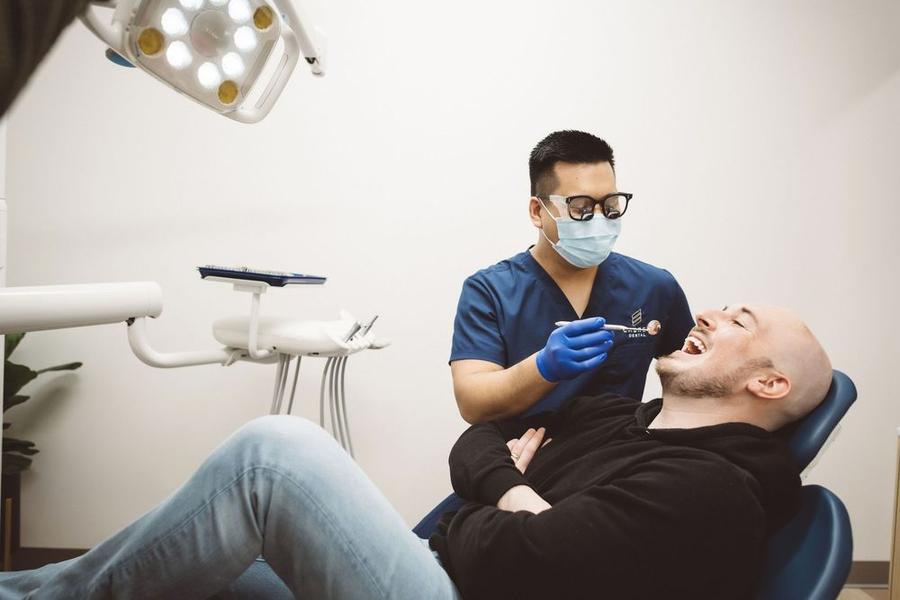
[543,193,632,221]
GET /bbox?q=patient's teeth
[681,335,710,355]
[683,335,707,355]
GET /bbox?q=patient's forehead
[748,305,809,342]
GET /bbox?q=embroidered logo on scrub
[627,308,647,339]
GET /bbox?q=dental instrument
[79,0,326,123]
[342,321,362,343]
[554,319,662,336]
[359,314,379,337]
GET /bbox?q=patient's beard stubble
[656,357,774,399]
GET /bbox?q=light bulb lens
[233,26,257,51]
[179,0,204,10]
[161,8,189,36]
[166,41,193,69]
[221,52,245,77]
[197,62,223,89]
[228,0,252,23]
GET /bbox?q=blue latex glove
[535,317,615,382]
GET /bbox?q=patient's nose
[696,311,716,331]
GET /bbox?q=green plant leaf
[34,361,83,375]
[3,361,37,402]
[5,332,25,360]
[3,436,34,445]
[4,395,30,412]
[2,452,32,473]
[2,437,37,452]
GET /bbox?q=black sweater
[429,394,801,600]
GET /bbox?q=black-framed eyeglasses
[543,193,633,221]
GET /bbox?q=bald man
[0,305,831,600]
[650,304,832,432]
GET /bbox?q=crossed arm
[448,408,565,514]
[497,427,552,513]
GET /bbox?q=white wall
[5,0,899,560]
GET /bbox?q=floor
[840,588,889,600]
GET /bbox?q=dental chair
[756,369,856,599]
[216,370,856,600]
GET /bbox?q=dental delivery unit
[0,266,387,457]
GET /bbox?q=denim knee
[226,415,335,468]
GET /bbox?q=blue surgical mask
[539,199,621,268]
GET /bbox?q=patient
[0,304,831,600]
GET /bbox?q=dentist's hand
[535,317,614,382]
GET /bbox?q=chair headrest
[776,370,856,472]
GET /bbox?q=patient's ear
[747,371,791,400]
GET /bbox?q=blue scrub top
[450,249,694,415]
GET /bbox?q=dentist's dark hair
[529,130,615,197]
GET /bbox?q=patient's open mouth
[681,335,708,355]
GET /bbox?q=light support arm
[126,316,239,368]
[0,282,163,335]
[0,281,273,369]
[126,277,278,368]
[279,0,326,76]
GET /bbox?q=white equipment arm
[0,282,163,334]
[0,281,262,369]
[126,316,237,368]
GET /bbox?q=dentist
[451,130,694,423]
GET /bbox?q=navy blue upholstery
[778,370,857,472]
[754,370,856,599]
[219,371,857,599]
[756,485,853,599]
[412,494,464,539]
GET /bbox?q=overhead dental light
[80,0,325,123]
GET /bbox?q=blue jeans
[0,416,460,600]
